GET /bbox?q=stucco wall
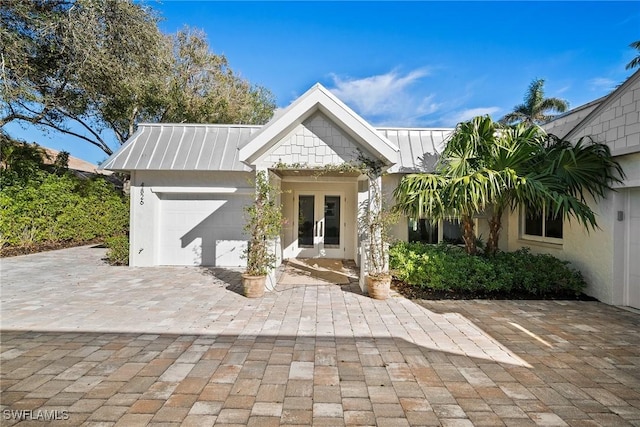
[618,152,640,187]
[504,193,621,304]
[129,171,253,267]
[383,174,409,242]
[503,149,640,305]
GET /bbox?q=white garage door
[157,193,249,266]
[627,188,640,309]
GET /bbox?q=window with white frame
[521,206,563,241]
[408,218,464,245]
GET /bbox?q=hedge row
[389,241,586,296]
[0,172,129,248]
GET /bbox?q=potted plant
[242,170,283,298]
[359,158,398,300]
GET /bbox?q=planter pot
[366,274,391,300]
[242,274,266,298]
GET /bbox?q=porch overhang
[272,168,362,178]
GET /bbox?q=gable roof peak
[238,83,399,165]
[564,68,640,140]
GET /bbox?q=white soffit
[238,83,399,165]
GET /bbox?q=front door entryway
[296,191,344,258]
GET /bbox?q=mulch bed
[0,239,104,258]
[391,279,598,301]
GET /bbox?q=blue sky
[5,1,640,165]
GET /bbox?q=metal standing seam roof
[100,123,453,173]
[381,128,452,173]
[101,124,261,172]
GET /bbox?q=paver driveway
[1,245,639,426]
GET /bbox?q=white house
[102,74,640,309]
[502,70,640,309]
[101,83,454,288]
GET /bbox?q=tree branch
[38,117,113,155]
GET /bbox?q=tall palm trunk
[461,215,476,255]
[485,214,502,256]
[484,204,505,256]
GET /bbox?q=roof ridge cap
[137,123,263,128]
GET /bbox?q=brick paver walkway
[1,245,639,426]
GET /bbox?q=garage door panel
[158,194,248,266]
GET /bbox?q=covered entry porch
[270,169,369,291]
[237,84,400,291]
[275,169,364,262]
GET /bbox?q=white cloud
[589,77,616,92]
[441,107,501,126]
[328,69,439,126]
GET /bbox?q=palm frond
[392,173,448,219]
[525,79,545,110]
[626,40,640,70]
[500,106,527,124]
[540,97,569,113]
[544,136,624,202]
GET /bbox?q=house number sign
[140,183,145,205]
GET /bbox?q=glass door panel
[324,196,340,247]
[295,192,344,258]
[298,195,315,247]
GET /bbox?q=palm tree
[394,116,505,255]
[393,116,625,256]
[482,124,547,255]
[480,125,624,255]
[626,40,640,70]
[500,78,569,125]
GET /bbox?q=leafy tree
[500,78,569,125]
[1,0,170,155]
[1,133,48,181]
[160,28,276,125]
[393,116,624,256]
[626,40,640,70]
[1,1,276,156]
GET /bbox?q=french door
[296,192,344,258]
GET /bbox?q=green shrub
[0,174,129,248]
[390,242,586,297]
[105,235,129,266]
[493,249,585,295]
